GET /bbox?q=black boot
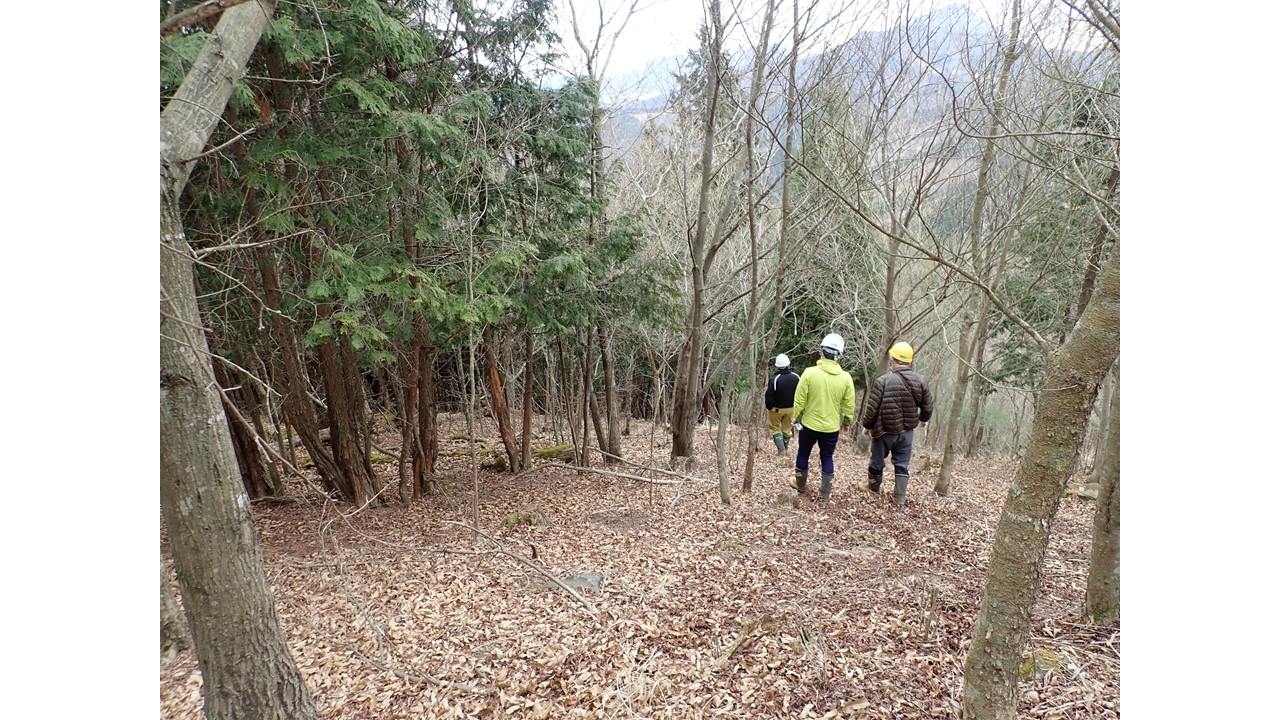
[858,473,882,494]
[820,473,834,501]
[894,473,910,506]
[790,468,808,493]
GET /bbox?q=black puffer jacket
[861,368,933,436]
[764,369,799,410]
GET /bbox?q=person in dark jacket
[859,342,934,506]
[764,354,799,454]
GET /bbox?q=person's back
[859,342,933,506]
[864,367,933,436]
[790,334,856,501]
[795,360,855,433]
[764,355,800,453]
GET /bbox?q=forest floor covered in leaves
[160,414,1119,719]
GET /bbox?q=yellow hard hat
[889,342,914,364]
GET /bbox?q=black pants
[795,426,839,475]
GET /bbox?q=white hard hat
[775,354,790,368]
[820,333,845,355]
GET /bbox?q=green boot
[772,433,785,453]
[894,473,910,506]
[820,473,834,501]
[790,468,808,493]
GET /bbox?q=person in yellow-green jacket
[789,333,857,501]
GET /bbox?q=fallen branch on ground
[545,462,704,486]
[718,617,766,670]
[440,520,598,615]
[590,448,716,483]
[342,643,492,695]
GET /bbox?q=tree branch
[161,0,257,38]
[439,520,599,615]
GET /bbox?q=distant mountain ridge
[597,3,994,145]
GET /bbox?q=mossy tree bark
[160,2,319,717]
[1086,362,1120,623]
[960,244,1118,720]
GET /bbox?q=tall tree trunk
[935,313,975,493]
[963,152,1033,458]
[316,314,380,505]
[160,3,319,717]
[669,0,722,466]
[670,320,704,463]
[307,113,379,504]
[961,243,1118,720]
[747,0,803,491]
[598,326,623,463]
[557,336,581,463]
[485,337,519,472]
[715,386,735,505]
[581,331,594,466]
[225,99,343,496]
[1086,369,1115,484]
[936,0,1022,495]
[733,0,777,497]
[1071,166,1120,327]
[398,341,420,502]
[414,343,439,498]
[213,361,274,499]
[1086,361,1120,623]
[588,380,609,458]
[521,330,534,473]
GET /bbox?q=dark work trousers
[869,428,914,478]
[795,426,840,475]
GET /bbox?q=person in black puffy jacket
[764,354,799,454]
[858,342,933,506]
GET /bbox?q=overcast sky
[549,0,1013,80]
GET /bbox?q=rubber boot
[790,468,808,493]
[894,473,910,506]
[772,433,786,454]
[820,473,834,501]
[783,435,791,451]
[858,473,882,494]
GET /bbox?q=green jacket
[793,358,856,433]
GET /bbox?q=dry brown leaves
[160,415,1119,719]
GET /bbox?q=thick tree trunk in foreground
[961,244,1118,720]
[1086,362,1120,623]
[162,199,319,719]
[160,2,319,718]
